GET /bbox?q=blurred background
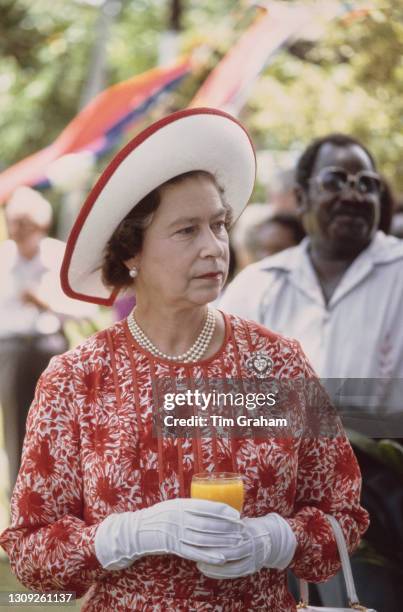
[0,0,402,609]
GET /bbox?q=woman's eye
[212,221,226,232]
[177,226,195,235]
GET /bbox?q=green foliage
[246,0,403,191]
[1,0,402,194]
[0,0,96,166]
[107,0,165,83]
[0,0,241,170]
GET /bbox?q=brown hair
[101,170,232,291]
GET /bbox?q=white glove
[197,513,297,579]
[94,498,244,570]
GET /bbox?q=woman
[0,109,368,611]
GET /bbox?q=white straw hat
[61,107,256,305]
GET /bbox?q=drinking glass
[190,472,244,513]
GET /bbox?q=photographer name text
[163,414,287,427]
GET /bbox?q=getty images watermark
[150,378,346,439]
[162,389,287,429]
[150,377,403,439]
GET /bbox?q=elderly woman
[0,109,368,611]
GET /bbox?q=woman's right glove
[94,498,244,570]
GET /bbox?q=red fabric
[0,314,368,611]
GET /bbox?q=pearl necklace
[127,309,216,363]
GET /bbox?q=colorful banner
[189,1,364,113]
[189,2,313,112]
[0,58,191,205]
[0,1,368,205]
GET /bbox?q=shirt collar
[257,231,403,308]
[259,232,403,271]
[258,238,324,306]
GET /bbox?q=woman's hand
[197,513,297,579]
[94,498,244,570]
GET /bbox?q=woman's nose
[199,228,225,258]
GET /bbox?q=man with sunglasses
[222,133,403,416]
[221,133,403,610]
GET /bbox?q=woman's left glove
[197,513,297,579]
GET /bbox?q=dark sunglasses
[310,166,383,196]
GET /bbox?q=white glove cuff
[264,513,297,570]
[94,511,143,570]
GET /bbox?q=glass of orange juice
[191,472,244,513]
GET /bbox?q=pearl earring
[129,266,138,279]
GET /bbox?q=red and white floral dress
[0,313,368,611]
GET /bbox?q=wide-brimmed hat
[61,107,256,305]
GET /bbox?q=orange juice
[191,473,244,512]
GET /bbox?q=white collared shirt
[220,232,403,415]
[0,238,97,338]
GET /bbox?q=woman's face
[131,174,230,308]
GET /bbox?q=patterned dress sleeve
[0,354,107,597]
[286,343,369,582]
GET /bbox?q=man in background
[0,187,96,491]
[221,134,403,610]
[222,134,403,422]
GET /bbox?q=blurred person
[390,202,403,239]
[377,176,396,235]
[230,203,304,270]
[245,212,305,262]
[112,292,136,321]
[0,187,96,491]
[221,133,403,610]
[266,166,297,211]
[0,111,368,611]
[391,211,403,238]
[230,202,273,269]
